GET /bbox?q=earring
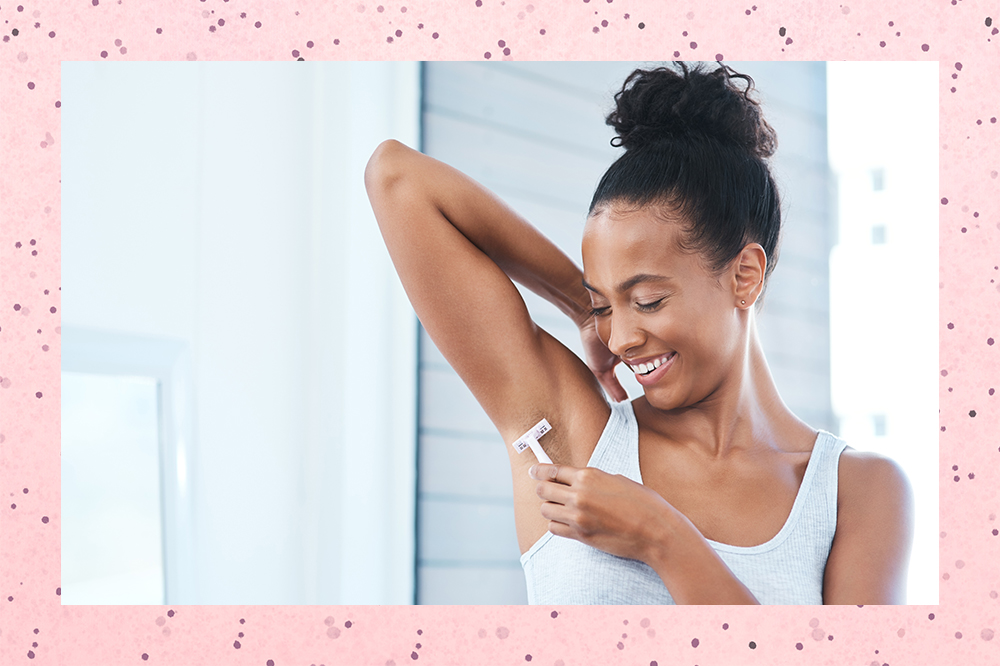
[741,300,746,305]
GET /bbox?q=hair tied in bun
[607,61,776,160]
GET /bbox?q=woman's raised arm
[364,140,612,458]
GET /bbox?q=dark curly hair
[589,62,782,289]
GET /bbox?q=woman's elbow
[364,139,410,196]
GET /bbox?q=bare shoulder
[824,446,914,604]
[837,447,913,516]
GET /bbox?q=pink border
[2,0,998,664]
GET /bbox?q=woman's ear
[732,243,766,308]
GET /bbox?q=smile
[627,353,676,376]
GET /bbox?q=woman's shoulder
[836,447,913,521]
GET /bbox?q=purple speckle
[28,651,35,659]
[786,37,793,44]
[921,43,930,51]
[395,29,402,37]
[796,643,804,650]
[432,32,439,38]
[551,611,558,618]
[41,516,48,523]
[929,613,935,620]
[956,632,963,639]
[267,661,275,666]
[26,82,34,89]
[616,642,624,650]
[292,49,300,57]
[880,41,886,47]
[970,410,977,417]
[255,21,262,28]
[691,638,700,648]
[56,588,61,596]
[156,28,162,34]
[484,51,491,59]
[593,26,600,33]
[345,621,353,628]
[525,656,532,662]
[988,338,994,345]
[334,39,340,44]
[723,623,729,630]
[496,627,510,639]
[218,18,225,26]
[100,50,108,58]
[990,388,995,396]
[141,655,148,661]
[639,22,645,29]
[167,610,175,617]
[602,19,608,27]
[503,47,510,55]
[983,628,995,641]
[690,41,697,48]
[238,632,243,638]
[749,641,757,649]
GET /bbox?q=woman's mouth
[627,352,676,385]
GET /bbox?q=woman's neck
[635,319,815,458]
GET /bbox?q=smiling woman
[366,62,914,605]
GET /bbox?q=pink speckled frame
[1,1,998,664]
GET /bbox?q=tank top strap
[810,430,850,528]
[586,399,640,482]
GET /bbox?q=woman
[365,62,913,604]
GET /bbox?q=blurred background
[61,61,937,606]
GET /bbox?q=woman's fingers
[529,462,580,485]
[597,368,629,402]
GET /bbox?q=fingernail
[528,465,537,478]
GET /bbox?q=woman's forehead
[581,206,721,291]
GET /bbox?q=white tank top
[519,400,848,605]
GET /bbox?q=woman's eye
[589,305,611,317]
[636,298,665,311]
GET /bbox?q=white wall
[61,62,419,604]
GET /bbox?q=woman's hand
[579,317,628,402]
[529,462,674,563]
[529,462,761,604]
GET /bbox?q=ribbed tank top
[520,400,848,605]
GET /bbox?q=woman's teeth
[629,354,673,375]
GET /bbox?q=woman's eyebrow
[618,274,671,292]
[583,274,672,295]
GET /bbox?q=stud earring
[741,300,746,305]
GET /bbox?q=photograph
[60,60,937,607]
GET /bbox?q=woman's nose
[603,312,645,358]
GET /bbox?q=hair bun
[607,63,777,159]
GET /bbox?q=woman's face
[581,204,745,411]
